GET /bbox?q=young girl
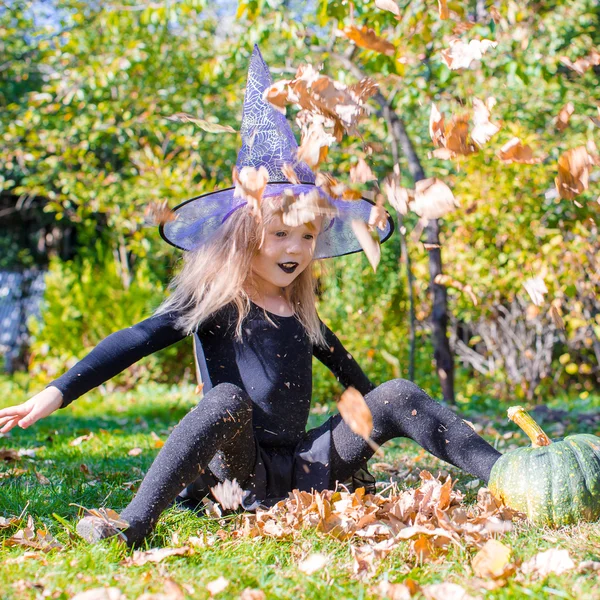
[0,47,501,546]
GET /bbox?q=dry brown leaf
[555,102,575,132]
[0,515,20,529]
[281,189,337,227]
[471,98,500,147]
[123,547,191,567]
[441,39,498,70]
[210,478,244,511]
[298,553,328,574]
[421,582,477,600]
[496,138,545,164]
[578,560,600,573]
[315,172,363,201]
[445,114,476,156]
[240,589,266,600]
[281,163,301,184]
[369,197,389,232]
[35,471,50,485]
[375,0,400,17]
[69,433,94,447]
[549,304,565,330]
[410,178,458,220]
[522,277,548,306]
[555,146,592,200]
[71,589,124,600]
[438,0,449,19]
[350,157,376,184]
[165,113,236,133]
[489,6,502,23]
[297,119,336,170]
[453,22,476,35]
[6,516,64,552]
[128,447,143,457]
[382,175,410,215]
[144,201,177,226]
[472,539,513,579]
[0,448,20,461]
[521,548,575,577]
[375,580,413,600]
[429,103,445,147]
[559,49,600,75]
[206,576,229,596]
[337,387,374,441]
[233,165,269,218]
[343,26,395,56]
[351,220,381,272]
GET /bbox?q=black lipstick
[278,262,299,274]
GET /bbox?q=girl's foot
[76,516,127,544]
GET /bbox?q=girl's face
[250,213,321,295]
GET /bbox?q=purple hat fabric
[160,45,394,259]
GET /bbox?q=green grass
[1,380,599,599]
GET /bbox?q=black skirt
[176,418,376,511]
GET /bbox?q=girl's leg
[79,383,255,545]
[330,379,501,485]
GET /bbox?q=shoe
[76,516,127,543]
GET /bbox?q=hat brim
[159,182,394,260]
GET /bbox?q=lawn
[1,379,599,600]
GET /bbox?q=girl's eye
[304,234,314,240]
[275,231,287,237]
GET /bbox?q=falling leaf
[429,103,445,147]
[240,589,266,600]
[128,447,142,457]
[471,98,500,147]
[337,387,374,440]
[549,304,565,330]
[441,39,498,70]
[555,146,592,200]
[315,172,362,201]
[375,0,400,17]
[71,589,124,600]
[298,553,328,575]
[144,201,176,226]
[555,102,575,132]
[281,163,301,184]
[522,277,548,306]
[343,26,395,56]
[559,49,600,75]
[438,0,449,19]
[297,118,337,170]
[496,138,545,164]
[281,189,337,228]
[206,576,229,596]
[165,113,236,133]
[489,6,502,23]
[123,547,191,567]
[233,165,269,218]
[410,178,458,220]
[350,157,376,184]
[351,220,381,272]
[210,478,244,510]
[472,539,514,578]
[369,197,389,232]
[69,433,94,447]
[453,22,475,35]
[383,175,410,215]
[521,548,575,577]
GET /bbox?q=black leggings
[119,380,501,545]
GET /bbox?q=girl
[0,47,501,546]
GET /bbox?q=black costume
[53,302,501,545]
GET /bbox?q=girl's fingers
[0,417,20,434]
[0,405,28,419]
[0,413,23,427]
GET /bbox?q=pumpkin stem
[507,406,552,447]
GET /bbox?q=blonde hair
[156,198,327,347]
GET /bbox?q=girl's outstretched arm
[0,311,186,432]
[312,321,375,396]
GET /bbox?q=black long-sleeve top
[51,302,374,447]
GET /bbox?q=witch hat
[160,45,393,259]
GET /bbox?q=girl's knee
[200,383,252,416]
[369,379,430,413]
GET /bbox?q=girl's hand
[0,386,64,433]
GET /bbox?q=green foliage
[28,252,192,389]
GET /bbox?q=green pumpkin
[488,406,600,527]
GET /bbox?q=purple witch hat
[160,45,394,259]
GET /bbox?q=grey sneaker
[76,516,127,543]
